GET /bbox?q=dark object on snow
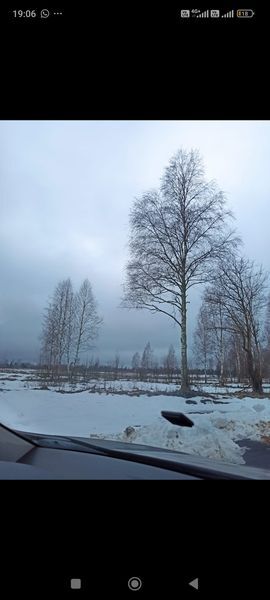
[124,426,136,437]
[161,411,194,427]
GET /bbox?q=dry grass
[261,436,270,445]
[256,421,270,444]
[234,391,270,399]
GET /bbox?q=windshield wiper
[59,436,252,480]
[18,428,267,480]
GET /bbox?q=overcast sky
[0,121,269,364]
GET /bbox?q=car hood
[19,429,270,480]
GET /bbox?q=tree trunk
[235,348,241,383]
[246,349,263,394]
[204,352,207,384]
[180,286,189,394]
[219,320,225,385]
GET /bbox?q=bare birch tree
[62,279,74,372]
[40,302,58,369]
[206,256,268,393]
[141,342,153,373]
[264,294,270,349]
[40,277,102,377]
[73,279,103,366]
[226,332,247,383]
[132,352,140,370]
[40,278,74,374]
[122,149,239,393]
[262,294,270,378]
[131,351,140,379]
[163,344,177,382]
[203,292,230,385]
[193,303,214,384]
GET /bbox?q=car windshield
[1,120,270,470]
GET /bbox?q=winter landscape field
[1,368,270,466]
[2,121,270,476]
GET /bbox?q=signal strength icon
[197,9,209,17]
[221,9,234,17]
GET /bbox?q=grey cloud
[1,120,269,364]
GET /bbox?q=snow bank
[1,371,270,466]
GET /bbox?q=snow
[1,370,270,466]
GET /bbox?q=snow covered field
[1,369,270,465]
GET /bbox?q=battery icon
[237,9,255,17]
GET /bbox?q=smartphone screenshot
[0,4,268,597]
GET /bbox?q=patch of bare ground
[233,391,270,399]
[261,436,270,445]
[257,422,270,443]
[32,385,50,390]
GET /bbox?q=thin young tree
[132,352,140,370]
[205,293,230,385]
[226,332,247,383]
[141,342,153,373]
[114,353,120,380]
[264,294,270,348]
[40,301,57,369]
[193,303,214,384]
[54,278,74,369]
[114,353,120,369]
[163,344,177,382]
[62,279,74,373]
[73,279,103,367]
[122,149,239,394]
